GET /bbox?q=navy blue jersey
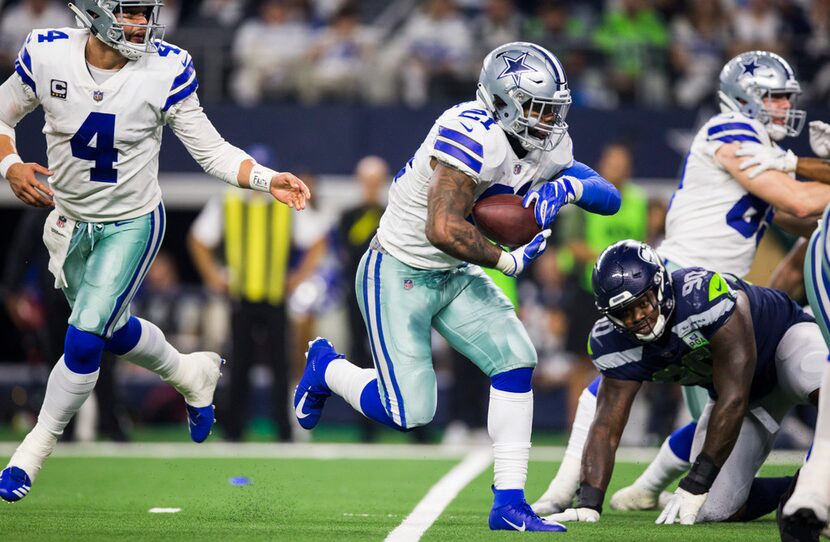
[589,267,813,401]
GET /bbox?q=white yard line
[385,448,493,542]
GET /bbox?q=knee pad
[64,325,105,374]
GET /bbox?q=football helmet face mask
[69,0,165,61]
[593,240,675,343]
[718,51,805,141]
[476,42,572,152]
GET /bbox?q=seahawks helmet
[69,0,165,61]
[718,51,805,141]
[593,240,674,343]
[476,42,571,152]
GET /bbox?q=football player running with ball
[292,42,620,532]
[0,0,309,502]
[551,240,825,526]
[534,51,830,517]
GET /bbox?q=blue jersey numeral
[37,30,69,43]
[156,43,181,57]
[70,113,118,184]
[459,109,495,130]
[726,194,774,245]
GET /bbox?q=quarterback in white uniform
[0,0,309,502]
[292,41,620,532]
[535,51,830,521]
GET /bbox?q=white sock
[8,357,98,481]
[324,358,375,415]
[633,437,690,493]
[489,387,533,490]
[788,364,830,512]
[119,318,181,383]
[538,388,595,501]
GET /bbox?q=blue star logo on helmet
[497,52,537,86]
[741,58,760,76]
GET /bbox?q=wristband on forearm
[249,163,278,192]
[679,453,720,495]
[0,153,23,180]
[576,483,605,514]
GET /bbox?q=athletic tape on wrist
[679,453,720,495]
[576,483,605,514]
[0,154,23,179]
[249,164,278,192]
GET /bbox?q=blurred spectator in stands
[188,167,294,441]
[387,0,474,106]
[669,0,729,108]
[730,0,783,56]
[804,0,830,104]
[298,3,376,104]
[157,0,181,37]
[0,0,73,78]
[183,0,247,28]
[593,0,669,106]
[230,0,313,105]
[471,0,524,63]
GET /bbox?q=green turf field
[0,449,796,541]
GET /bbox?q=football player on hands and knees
[291,41,620,533]
[0,0,309,502]
[533,51,830,516]
[547,240,824,527]
[779,121,830,542]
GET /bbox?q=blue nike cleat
[0,467,32,503]
[186,403,215,443]
[293,337,344,430]
[489,487,567,532]
[182,354,224,443]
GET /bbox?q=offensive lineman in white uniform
[535,51,830,520]
[292,41,621,532]
[0,0,309,502]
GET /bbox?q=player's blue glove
[522,177,578,229]
[495,229,552,277]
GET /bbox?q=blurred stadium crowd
[0,0,823,448]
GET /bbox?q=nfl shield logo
[56,215,66,228]
[93,90,104,102]
[514,164,522,175]
[403,279,413,290]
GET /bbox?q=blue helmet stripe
[525,43,567,88]
[707,122,758,136]
[434,140,482,173]
[438,127,483,157]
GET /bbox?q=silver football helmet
[476,42,572,152]
[69,0,165,61]
[718,51,805,141]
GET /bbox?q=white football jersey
[658,112,784,278]
[14,28,198,222]
[376,100,574,270]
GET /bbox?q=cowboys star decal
[741,58,761,76]
[498,52,537,86]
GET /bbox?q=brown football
[472,194,541,248]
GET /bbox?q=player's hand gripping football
[269,172,311,210]
[496,228,551,277]
[5,161,54,207]
[735,142,796,179]
[544,507,600,524]
[809,120,830,158]
[522,176,577,229]
[655,487,707,525]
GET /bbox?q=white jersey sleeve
[657,112,775,278]
[427,109,507,183]
[0,71,39,139]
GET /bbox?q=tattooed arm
[425,160,503,267]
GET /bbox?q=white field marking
[0,442,807,466]
[148,508,181,513]
[385,448,493,542]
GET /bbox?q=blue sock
[667,421,697,462]
[64,325,105,374]
[736,476,793,521]
[587,374,601,397]
[359,380,409,432]
[106,316,142,355]
[493,487,526,508]
[491,367,533,393]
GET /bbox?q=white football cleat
[610,484,668,511]
[174,351,223,408]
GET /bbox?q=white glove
[495,228,551,277]
[810,120,830,158]
[544,507,600,523]
[655,487,707,525]
[735,142,797,179]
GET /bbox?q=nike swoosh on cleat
[503,518,526,531]
[295,392,311,419]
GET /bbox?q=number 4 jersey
[7,28,201,222]
[658,112,790,278]
[589,267,813,401]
